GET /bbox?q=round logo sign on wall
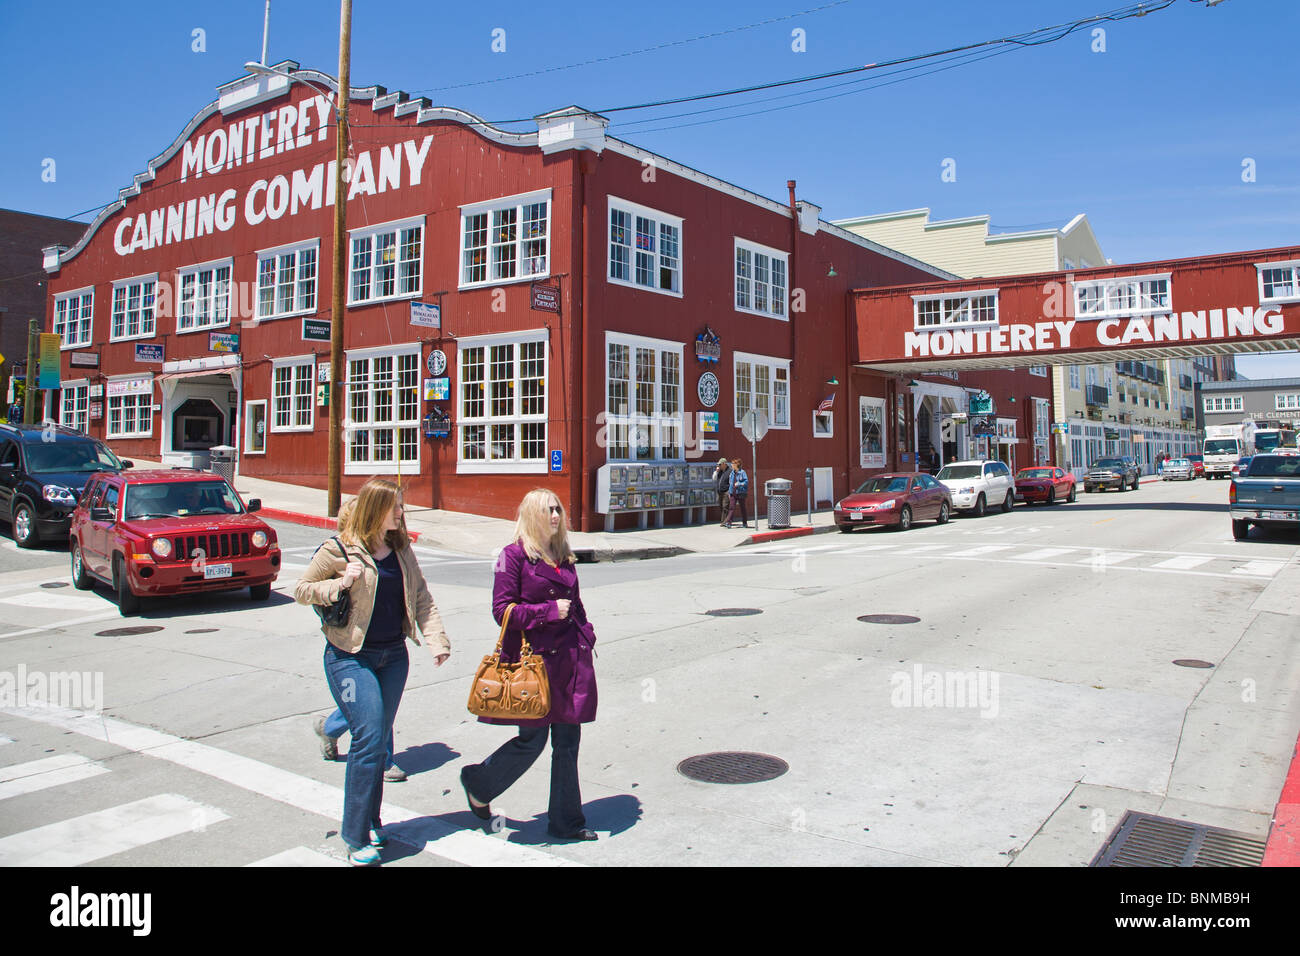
[698,371,720,408]
[427,349,447,376]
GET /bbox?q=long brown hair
[339,478,409,552]
[514,488,574,567]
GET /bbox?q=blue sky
[2,0,1296,375]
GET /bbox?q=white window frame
[1028,365,1048,377]
[1203,395,1244,413]
[60,380,89,433]
[603,332,685,464]
[343,342,422,475]
[109,274,158,342]
[1257,259,1300,305]
[1275,393,1300,411]
[1069,365,1080,390]
[733,351,791,431]
[912,289,999,330]
[813,410,834,438]
[456,329,549,474]
[105,374,154,439]
[53,287,94,348]
[270,355,315,433]
[607,196,683,298]
[1072,272,1172,320]
[176,258,233,333]
[256,239,320,320]
[734,237,789,320]
[459,189,552,289]
[347,215,424,306]
[244,399,268,455]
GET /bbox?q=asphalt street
[0,477,1296,867]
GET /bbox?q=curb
[573,546,691,563]
[1264,734,1300,867]
[258,506,422,543]
[741,523,838,546]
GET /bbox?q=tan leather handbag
[467,604,551,719]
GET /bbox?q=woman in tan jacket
[295,478,450,866]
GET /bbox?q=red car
[69,470,281,616]
[834,472,952,532]
[1185,453,1205,478]
[1014,466,1076,505]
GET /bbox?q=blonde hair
[513,488,575,567]
[339,478,410,552]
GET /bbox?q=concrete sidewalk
[129,460,839,560]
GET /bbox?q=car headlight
[251,530,268,549]
[958,486,975,495]
[874,499,896,510]
[42,484,77,506]
[151,538,173,558]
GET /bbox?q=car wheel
[12,501,39,549]
[895,506,912,532]
[249,582,271,601]
[1047,488,1056,506]
[1131,476,1139,490]
[114,556,140,616]
[838,525,853,533]
[1232,519,1250,541]
[973,493,987,518]
[1067,485,1077,503]
[937,501,951,525]
[70,540,93,590]
[1002,491,1014,513]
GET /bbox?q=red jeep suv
[70,469,281,615]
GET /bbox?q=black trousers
[463,724,585,835]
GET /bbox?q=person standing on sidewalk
[712,457,731,525]
[723,458,750,529]
[295,478,451,866]
[460,489,599,842]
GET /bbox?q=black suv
[1084,455,1140,493]
[0,423,132,548]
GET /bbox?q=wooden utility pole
[327,0,352,518]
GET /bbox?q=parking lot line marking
[1150,555,1215,570]
[1012,548,1077,561]
[0,754,110,801]
[1232,560,1286,577]
[246,846,347,867]
[7,705,578,868]
[0,793,230,867]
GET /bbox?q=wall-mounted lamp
[1007,396,1016,403]
[826,376,839,386]
[826,263,838,278]
[907,380,920,388]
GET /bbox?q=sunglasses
[548,505,562,514]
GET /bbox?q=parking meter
[805,467,813,524]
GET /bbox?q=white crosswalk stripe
[0,793,229,867]
[1150,555,1215,571]
[0,754,109,801]
[1232,560,1286,577]
[246,847,348,867]
[1011,548,1078,561]
[1077,552,1141,567]
[948,545,1015,557]
[0,736,12,746]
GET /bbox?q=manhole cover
[39,582,69,589]
[94,626,165,637]
[1172,659,1215,669]
[705,608,763,617]
[677,752,788,784]
[858,614,920,625]
[185,628,219,634]
[1091,811,1266,867]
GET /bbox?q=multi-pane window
[349,220,423,304]
[1258,261,1300,302]
[53,289,93,347]
[458,335,548,469]
[1069,366,1080,390]
[345,348,420,471]
[107,393,153,438]
[735,239,788,318]
[608,198,682,295]
[1203,396,1244,413]
[913,291,998,328]
[1276,394,1300,411]
[734,352,790,429]
[271,359,314,431]
[1073,274,1171,318]
[178,262,232,331]
[60,382,89,433]
[257,243,318,318]
[110,278,156,340]
[604,335,683,462]
[460,192,550,286]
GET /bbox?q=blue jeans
[323,642,409,850]
[323,708,396,769]
[462,724,585,836]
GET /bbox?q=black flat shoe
[460,768,491,821]
[547,828,598,842]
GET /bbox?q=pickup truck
[1228,453,1300,540]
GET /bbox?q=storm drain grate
[705,608,763,617]
[1090,811,1266,867]
[39,582,69,589]
[1173,659,1215,669]
[94,626,165,637]
[677,751,789,784]
[858,614,920,625]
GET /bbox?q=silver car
[1161,458,1192,480]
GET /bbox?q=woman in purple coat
[460,489,599,841]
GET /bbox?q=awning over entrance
[156,369,235,383]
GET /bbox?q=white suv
[935,459,1015,517]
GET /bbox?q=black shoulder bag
[314,536,353,628]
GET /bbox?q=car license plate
[1262,511,1295,521]
[203,563,233,580]
[850,511,863,520]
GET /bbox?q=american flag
[818,393,836,411]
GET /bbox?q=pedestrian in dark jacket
[724,458,750,528]
[712,457,731,525]
[460,489,600,842]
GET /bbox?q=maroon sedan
[834,472,952,532]
[1014,466,1076,505]
[1185,453,1205,478]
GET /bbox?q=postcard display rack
[595,463,718,530]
